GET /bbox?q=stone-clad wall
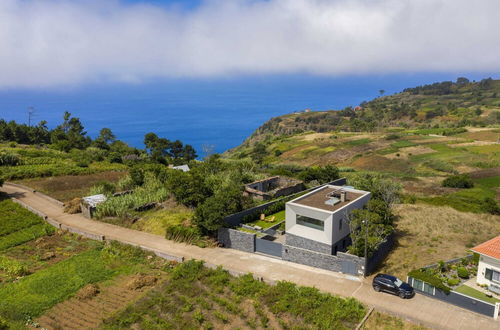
[217,228,255,253]
[282,244,365,274]
[285,233,332,254]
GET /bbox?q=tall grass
[94,173,168,219]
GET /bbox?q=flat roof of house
[288,185,368,212]
[471,236,500,260]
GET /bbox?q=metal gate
[255,238,282,258]
[341,260,358,275]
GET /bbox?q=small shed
[80,194,107,219]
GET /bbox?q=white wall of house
[476,255,500,286]
[286,203,333,245]
[331,193,371,244]
[285,187,371,247]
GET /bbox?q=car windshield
[394,278,403,287]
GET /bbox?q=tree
[298,165,339,183]
[442,174,474,188]
[51,112,90,151]
[252,142,267,165]
[194,186,245,233]
[456,77,469,85]
[182,144,197,161]
[345,209,391,257]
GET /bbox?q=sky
[0,0,498,152]
[0,0,499,89]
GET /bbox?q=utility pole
[364,217,368,277]
[28,106,35,127]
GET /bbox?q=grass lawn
[455,285,500,304]
[246,210,285,229]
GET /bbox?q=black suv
[372,274,415,299]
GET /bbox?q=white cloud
[0,0,498,88]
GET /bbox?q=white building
[472,236,500,293]
[285,185,371,255]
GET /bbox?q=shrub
[385,133,400,140]
[447,278,460,286]
[0,152,20,166]
[457,267,469,279]
[165,225,204,246]
[483,197,500,215]
[408,269,451,294]
[89,181,116,196]
[442,174,474,188]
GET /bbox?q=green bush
[482,197,500,215]
[408,269,451,294]
[165,225,204,246]
[457,267,469,279]
[0,152,20,166]
[447,278,460,286]
[442,174,474,188]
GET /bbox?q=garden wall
[407,276,498,318]
[365,233,395,274]
[217,228,255,253]
[223,178,347,227]
[282,244,365,275]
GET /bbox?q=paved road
[2,183,498,330]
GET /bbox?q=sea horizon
[0,73,496,154]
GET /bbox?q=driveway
[1,183,498,329]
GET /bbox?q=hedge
[408,269,451,294]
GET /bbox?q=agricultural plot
[0,144,127,181]
[0,194,55,253]
[102,260,366,330]
[0,195,170,329]
[15,171,127,202]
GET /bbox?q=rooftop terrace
[289,185,367,212]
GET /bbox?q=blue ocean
[0,73,491,154]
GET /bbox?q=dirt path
[2,183,498,330]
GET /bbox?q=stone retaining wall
[282,244,365,274]
[217,228,255,253]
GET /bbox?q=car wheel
[374,285,381,292]
[399,292,406,299]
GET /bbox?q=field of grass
[103,260,366,330]
[418,175,499,213]
[379,204,500,279]
[362,311,427,330]
[131,206,194,235]
[454,285,500,304]
[15,171,127,202]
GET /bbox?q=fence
[407,276,500,318]
[223,178,347,227]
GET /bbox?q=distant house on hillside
[472,236,500,294]
[171,164,190,172]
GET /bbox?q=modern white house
[472,236,500,294]
[285,185,371,255]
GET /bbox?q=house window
[339,218,342,231]
[296,215,324,231]
[486,268,500,283]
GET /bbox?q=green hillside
[233,77,499,150]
